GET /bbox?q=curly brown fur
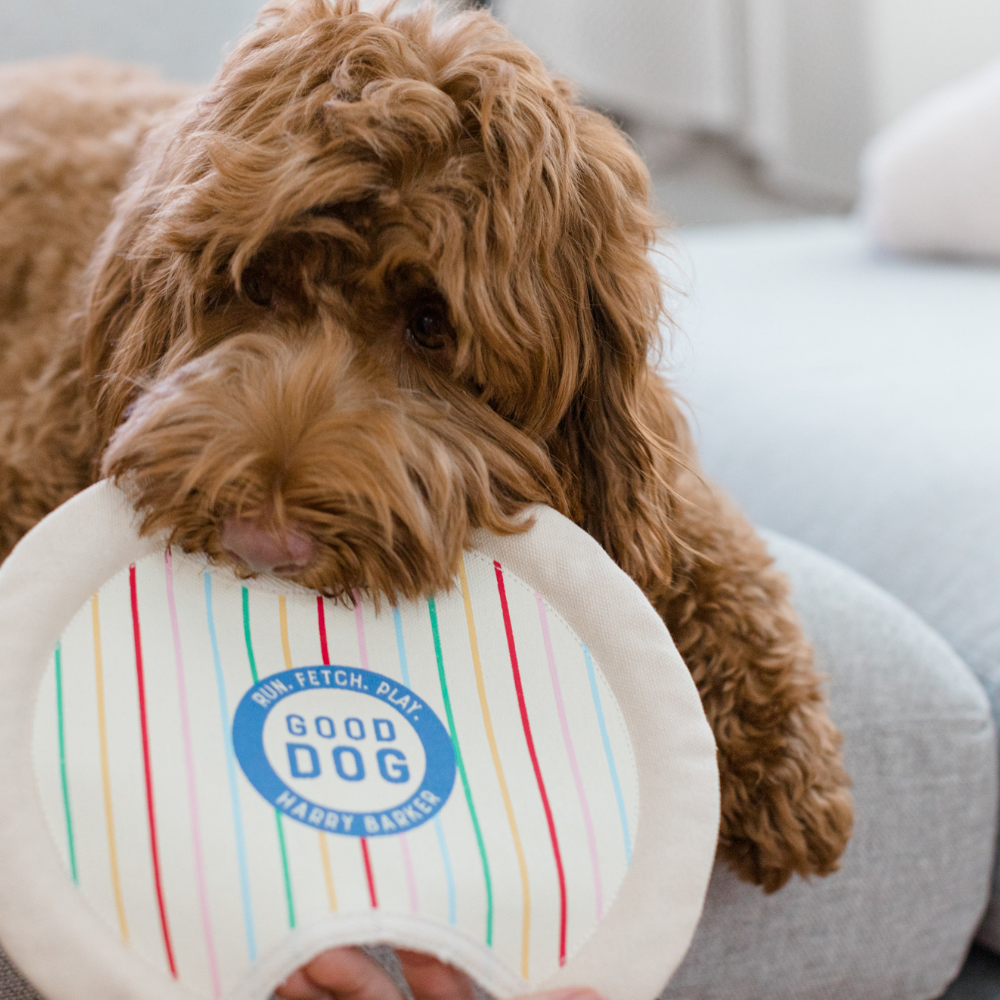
[0,57,191,548]
[0,0,851,890]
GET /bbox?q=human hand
[276,946,605,1000]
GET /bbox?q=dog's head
[84,0,681,600]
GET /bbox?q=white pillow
[0,481,718,1000]
[861,58,1000,260]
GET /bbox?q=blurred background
[1,0,999,225]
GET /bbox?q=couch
[663,216,1000,999]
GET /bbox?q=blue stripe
[393,606,457,924]
[205,572,258,959]
[583,643,632,863]
[433,816,457,925]
[392,607,413,687]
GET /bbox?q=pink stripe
[352,594,418,912]
[352,593,369,671]
[398,835,419,914]
[536,593,604,921]
[165,551,222,996]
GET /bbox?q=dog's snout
[220,517,315,575]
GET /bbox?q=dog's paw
[717,707,854,893]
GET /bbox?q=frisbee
[0,481,718,1000]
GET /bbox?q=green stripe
[242,587,259,683]
[55,643,78,883]
[241,587,295,928]
[274,812,295,928]
[428,594,493,945]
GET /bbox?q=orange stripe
[92,593,129,943]
[278,596,293,670]
[459,556,531,978]
[318,834,338,911]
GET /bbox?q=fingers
[275,946,607,1000]
[396,949,477,1000]
[275,947,403,1000]
[397,950,607,1000]
[276,968,333,1000]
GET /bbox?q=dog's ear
[80,218,172,442]
[78,94,207,443]
[546,107,688,586]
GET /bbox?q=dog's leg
[555,370,851,889]
[655,475,853,892]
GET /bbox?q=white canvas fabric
[0,481,718,1000]
[861,58,1000,260]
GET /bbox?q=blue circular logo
[233,666,455,837]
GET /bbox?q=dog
[0,0,851,964]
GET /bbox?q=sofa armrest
[665,533,996,1000]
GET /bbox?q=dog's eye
[405,302,451,351]
[241,268,272,307]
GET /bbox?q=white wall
[744,0,872,199]
[0,0,265,82]
[500,0,1000,201]
[501,0,742,130]
[866,0,1000,127]
[754,0,1000,197]
[5,0,999,198]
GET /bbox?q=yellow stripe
[318,834,338,911]
[278,595,293,671]
[459,556,531,978]
[92,594,129,943]
[279,594,339,911]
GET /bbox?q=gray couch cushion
[0,949,38,1000]
[665,532,996,1000]
[668,217,1000,950]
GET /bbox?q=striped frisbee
[0,481,718,1000]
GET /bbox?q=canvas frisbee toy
[0,481,718,1000]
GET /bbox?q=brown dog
[0,0,850,905]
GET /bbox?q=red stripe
[360,838,378,908]
[316,597,379,908]
[494,560,567,965]
[129,564,177,977]
[316,597,330,666]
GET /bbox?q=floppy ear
[546,106,689,587]
[79,93,206,443]
[80,217,173,443]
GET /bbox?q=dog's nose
[220,517,315,574]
